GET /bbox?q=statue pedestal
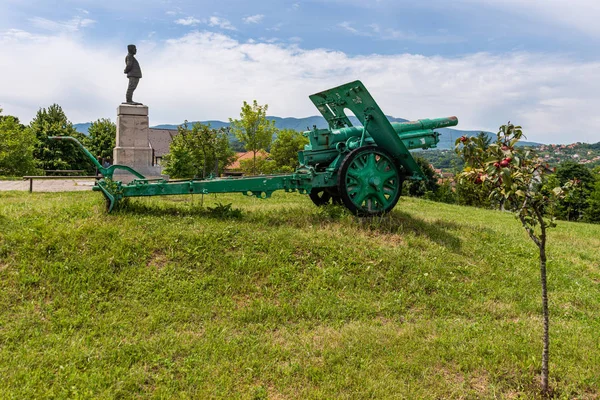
[113,104,162,179]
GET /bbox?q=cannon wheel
[338,145,403,216]
[309,188,342,206]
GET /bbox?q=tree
[0,109,38,176]
[403,157,439,197]
[455,124,570,396]
[84,118,116,162]
[554,161,595,221]
[454,134,496,207]
[555,161,595,189]
[30,104,93,173]
[161,133,195,179]
[476,131,492,150]
[270,128,308,172]
[583,177,600,223]
[162,122,236,179]
[229,100,276,175]
[455,178,492,207]
[239,155,277,175]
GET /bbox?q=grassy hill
[0,191,598,398]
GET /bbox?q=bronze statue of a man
[123,44,142,105]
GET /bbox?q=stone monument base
[113,104,164,181]
[113,147,162,177]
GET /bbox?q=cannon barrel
[391,116,458,134]
[331,116,457,139]
[308,116,457,150]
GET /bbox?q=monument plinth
[113,104,162,177]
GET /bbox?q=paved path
[0,179,96,192]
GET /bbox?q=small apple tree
[455,123,570,396]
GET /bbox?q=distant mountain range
[74,116,541,150]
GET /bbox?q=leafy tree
[584,177,600,223]
[427,181,456,204]
[84,118,116,162]
[161,134,195,179]
[239,155,277,175]
[455,123,570,396]
[162,122,236,179]
[30,104,92,173]
[555,161,595,189]
[417,149,463,171]
[454,178,491,207]
[554,161,595,221]
[229,100,276,174]
[0,109,38,176]
[475,131,492,150]
[403,157,439,197]
[270,129,308,172]
[453,133,499,208]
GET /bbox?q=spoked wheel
[309,188,342,206]
[338,145,403,216]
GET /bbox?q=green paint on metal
[50,80,457,216]
[338,146,403,216]
[48,136,147,180]
[308,81,456,180]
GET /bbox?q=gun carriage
[52,81,458,216]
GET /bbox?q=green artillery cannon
[51,80,458,216]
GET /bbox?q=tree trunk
[253,150,257,175]
[539,241,549,396]
[524,207,550,397]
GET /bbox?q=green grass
[0,190,598,399]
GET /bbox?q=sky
[1,0,600,144]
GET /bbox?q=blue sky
[2,0,600,143]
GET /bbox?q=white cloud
[459,0,600,37]
[207,16,236,30]
[165,7,184,17]
[174,17,200,26]
[267,23,283,32]
[338,21,361,35]
[1,30,599,144]
[1,29,47,41]
[175,16,236,30]
[29,16,96,33]
[340,22,463,44]
[243,14,265,24]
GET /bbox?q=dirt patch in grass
[435,366,493,397]
[268,324,344,354]
[266,383,290,400]
[359,229,405,247]
[232,294,253,309]
[147,250,168,270]
[469,370,492,395]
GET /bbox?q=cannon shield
[309,81,426,179]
